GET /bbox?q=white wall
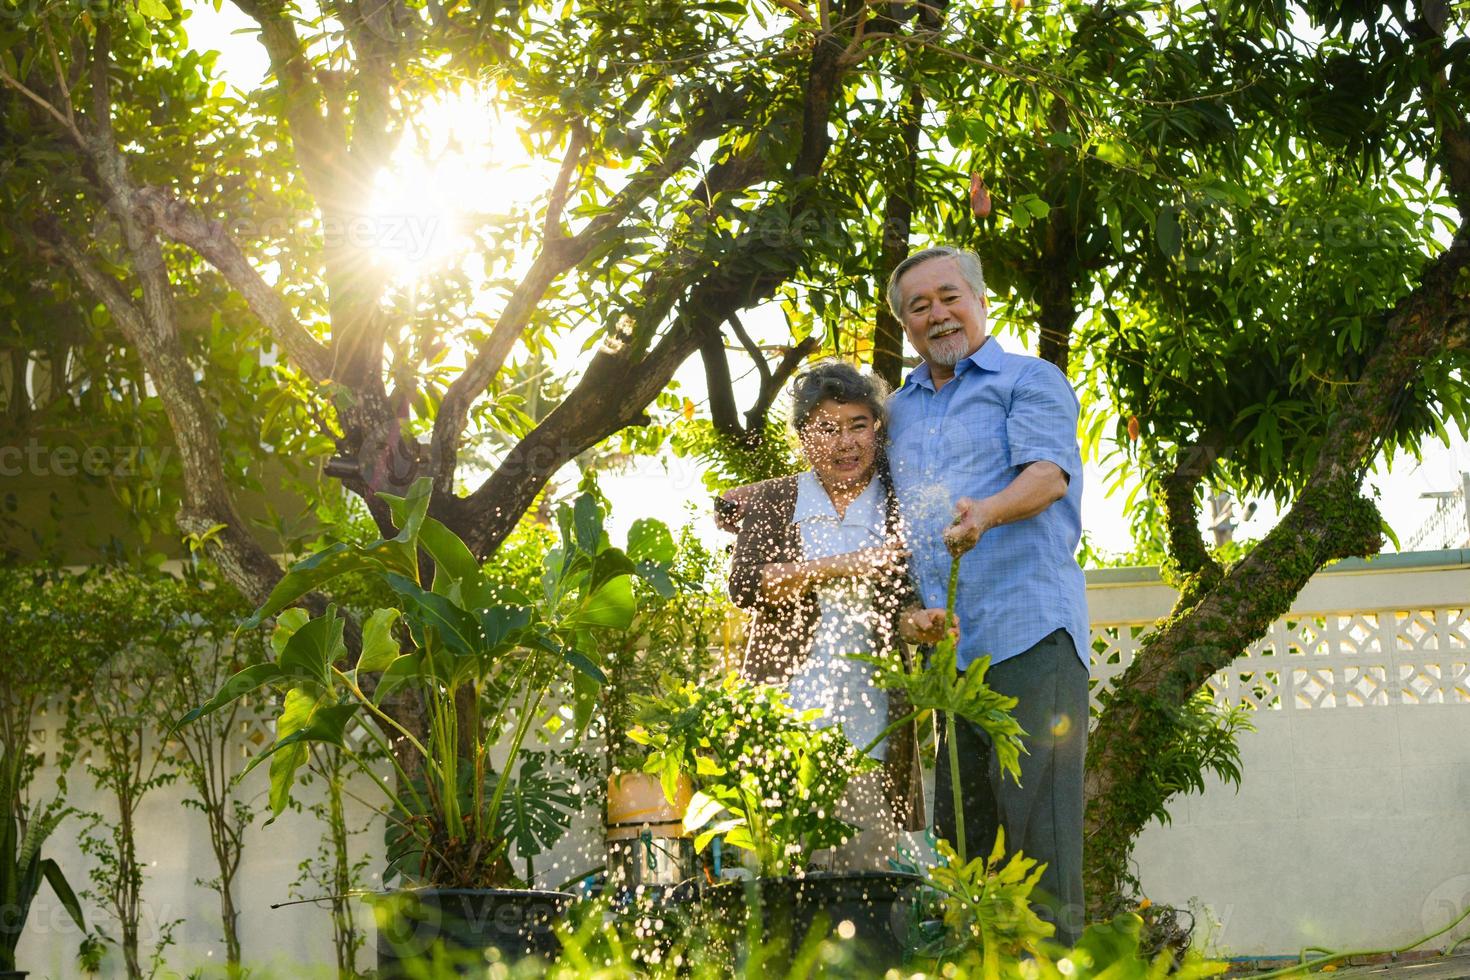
[1095,551,1470,957]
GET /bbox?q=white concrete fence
[16,550,1470,975]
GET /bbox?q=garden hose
[1247,900,1470,978]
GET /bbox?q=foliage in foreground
[181,483,661,889]
[235,895,1225,979]
[630,674,872,878]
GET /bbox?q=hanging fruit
[969,172,992,219]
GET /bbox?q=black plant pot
[701,871,923,971]
[0,970,27,980]
[374,887,575,976]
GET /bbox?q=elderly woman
[728,360,948,869]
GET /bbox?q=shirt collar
[899,336,1005,393]
[793,469,886,531]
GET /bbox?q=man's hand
[943,497,992,557]
[901,607,956,644]
[941,462,1069,556]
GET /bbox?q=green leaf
[137,0,171,18]
[563,647,607,684]
[247,702,359,819]
[356,608,401,674]
[1156,207,1182,257]
[572,493,602,554]
[587,548,637,593]
[416,516,479,595]
[374,653,423,703]
[480,605,533,651]
[39,858,85,931]
[176,663,284,728]
[497,752,578,860]
[571,668,599,734]
[384,573,480,656]
[572,575,635,630]
[270,608,311,655]
[278,609,345,686]
[635,560,676,599]
[267,688,326,816]
[626,519,675,563]
[683,790,726,835]
[244,544,370,628]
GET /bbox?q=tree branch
[545,126,586,243]
[0,64,84,146]
[131,186,332,382]
[1083,222,1470,912]
[428,84,758,496]
[728,311,770,387]
[447,22,872,547]
[699,320,742,437]
[1155,430,1223,592]
[35,219,287,606]
[744,335,819,434]
[231,0,342,200]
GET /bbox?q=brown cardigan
[728,474,926,831]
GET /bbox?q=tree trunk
[1082,229,1470,914]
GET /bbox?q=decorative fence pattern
[1086,552,1470,714]
[1102,551,1470,957]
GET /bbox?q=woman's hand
[758,543,907,604]
[827,543,909,579]
[901,607,956,645]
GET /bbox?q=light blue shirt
[787,470,890,759]
[887,337,1089,669]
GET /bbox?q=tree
[3,0,1468,923]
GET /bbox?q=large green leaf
[373,652,424,704]
[586,548,636,594]
[278,608,346,687]
[356,608,402,674]
[634,560,676,600]
[378,477,437,574]
[242,544,367,628]
[479,605,533,652]
[266,688,327,817]
[269,608,311,655]
[626,518,675,563]
[417,517,480,596]
[571,575,636,630]
[39,858,84,931]
[175,662,285,728]
[383,573,481,657]
[571,493,602,554]
[247,700,360,819]
[496,752,578,860]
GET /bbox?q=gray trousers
[933,628,1089,946]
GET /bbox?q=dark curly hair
[789,360,891,434]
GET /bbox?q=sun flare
[362,89,556,284]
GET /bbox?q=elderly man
[885,245,1089,944]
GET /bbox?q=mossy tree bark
[1082,225,1470,913]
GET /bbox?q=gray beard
[926,328,969,368]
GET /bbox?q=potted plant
[1,757,86,980]
[181,479,661,972]
[593,520,724,898]
[0,568,91,979]
[628,674,922,969]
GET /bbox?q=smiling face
[799,399,879,494]
[896,255,989,380]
